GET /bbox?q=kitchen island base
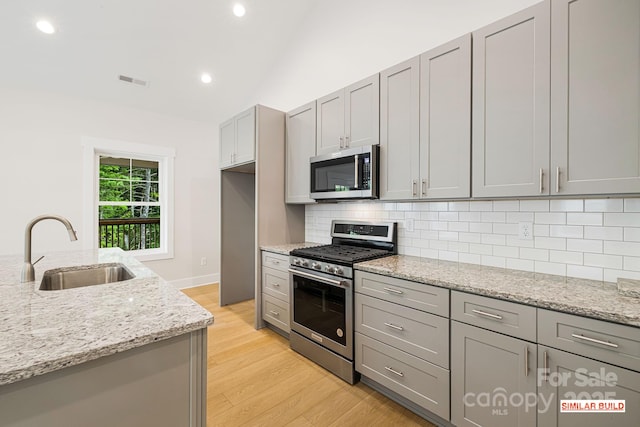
[0,329,207,427]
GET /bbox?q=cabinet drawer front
[262,294,290,333]
[355,271,449,317]
[451,291,536,341]
[262,266,289,301]
[538,309,640,372]
[355,293,449,368]
[261,251,289,272]
[355,332,450,421]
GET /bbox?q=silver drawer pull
[272,283,280,287]
[471,309,503,320]
[383,287,404,295]
[269,310,280,317]
[272,260,280,265]
[571,333,619,348]
[384,366,404,377]
[384,322,404,331]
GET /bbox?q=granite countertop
[0,248,213,386]
[260,242,323,256]
[355,255,640,328]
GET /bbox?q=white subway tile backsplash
[534,236,566,250]
[305,198,640,283]
[624,199,640,212]
[584,226,623,241]
[549,225,583,238]
[584,253,623,269]
[550,199,583,212]
[567,265,603,281]
[567,212,603,226]
[535,212,566,225]
[604,213,640,227]
[625,228,640,242]
[604,241,640,257]
[584,199,623,212]
[520,200,549,212]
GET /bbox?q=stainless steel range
[288,220,397,384]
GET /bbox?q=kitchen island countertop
[0,248,213,386]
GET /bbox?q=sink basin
[39,263,135,290]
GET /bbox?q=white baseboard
[169,273,219,290]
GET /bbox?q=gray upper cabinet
[380,34,471,201]
[219,106,256,169]
[286,101,316,204]
[472,1,551,197]
[380,56,420,200]
[316,74,379,155]
[550,0,640,195]
[420,34,471,199]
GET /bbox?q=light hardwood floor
[182,284,436,427]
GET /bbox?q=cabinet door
[286,102,316,204]
[538,346,640,427]
[234,106,256,165]
[316,89,344,155]
[551,0,640,195]
[219,118,235,169]
[451,321,536,427]
[380,57,420,200]
[345,74,380,149]
[472,1,550,197]
[420,34,471,199]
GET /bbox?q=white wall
[0,87,219,286]
[251,0,541,111]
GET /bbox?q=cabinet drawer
[451,291,536,341]
[538,309,640,372]
[355,271,449,317]
[355,293,449,368]
[261,251,289,272]
[355,332,450,421]
[262,266,289,301]
[262,293,290,333]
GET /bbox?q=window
[83,137,175,261]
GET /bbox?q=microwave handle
[353,154,359,189]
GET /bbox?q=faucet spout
[21,214,78,283]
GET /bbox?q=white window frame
[83,137,175,261]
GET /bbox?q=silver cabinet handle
[412,179,417,196]
[539,168,543,194]
[421,179,427,196]
[524,345,529,377]
[571,333,619,348]
[556,167,561,193]
[272,260,280,265]
[272,283,280,287]
[383,287,404,295]
[384,322,404,331]
[345,135,350,148]
[339,136,344,149]
[543,350,548,382]
[471,309,503,320]
[269,310,279,317]
[384,366,404,377]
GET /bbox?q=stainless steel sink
[39,263,135,290]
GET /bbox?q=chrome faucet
[21,215,78,283]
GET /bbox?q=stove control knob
[301,260,309,267]
[334,267,344,276]
[293,259,301,266]
[325,265,333,273]
[312,262,321,270]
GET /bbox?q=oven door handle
[288,268,346,288]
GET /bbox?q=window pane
[100,157,130,178]
[131,162,159,181]
[131,181,159,202]
[98,206,161,251]
[99,179,130,202]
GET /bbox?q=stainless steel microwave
[310,145,379,201]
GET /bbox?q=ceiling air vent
[118,74,149,87]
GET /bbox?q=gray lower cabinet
[451,321,537,427]
[261,251,290,333]
[538,346,640,427]
[354,271,450,421]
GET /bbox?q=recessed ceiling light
[201,73,213,84]
[36,20,55,34]
[233,3,246,17]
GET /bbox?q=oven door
[289,266,353,359]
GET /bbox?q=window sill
[131,249,174,262]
